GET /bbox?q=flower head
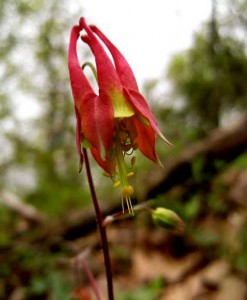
[68,17,173,213]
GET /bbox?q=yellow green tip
[121,185,134,197]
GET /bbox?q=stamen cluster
[111,119,137,214]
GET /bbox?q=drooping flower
[68,17,173,213]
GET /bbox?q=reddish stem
[82,148,114,300]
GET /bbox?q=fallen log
[147,114,247,199]
[0,190,45,224]
[29,114,247,245]
[1,114,246,249]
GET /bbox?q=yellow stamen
[113,181,121,188]
[121,185,134,215]
[122,185,134,197]
[112,119,137,214]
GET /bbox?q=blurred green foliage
[0,0,90,216]
[167,33,247,136]
[117,277,164,300]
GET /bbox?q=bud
[151,207,184,232]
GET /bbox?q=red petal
[80,93,114,155]
[89,25,139,91]
[123,88,158,129]
[75,107,83,154]
[90,147,116,175]
[125,88,173,146]
[68,26,94,111]
[133,117,159,163]
[79,18,122,93]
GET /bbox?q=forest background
[0,0,247,299]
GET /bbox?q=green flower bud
[151,207,184,232]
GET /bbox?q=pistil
[113,119,135,214]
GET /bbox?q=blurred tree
[0,1,91,297]
[152,0,247,138]
[167,3,247,137]
[223,0,247,37]
[0,0,88,215]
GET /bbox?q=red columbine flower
[68,17,173,213]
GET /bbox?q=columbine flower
[68,17,173,214]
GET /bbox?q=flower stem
[82,148,114,300]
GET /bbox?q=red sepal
[89,25,139,91]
